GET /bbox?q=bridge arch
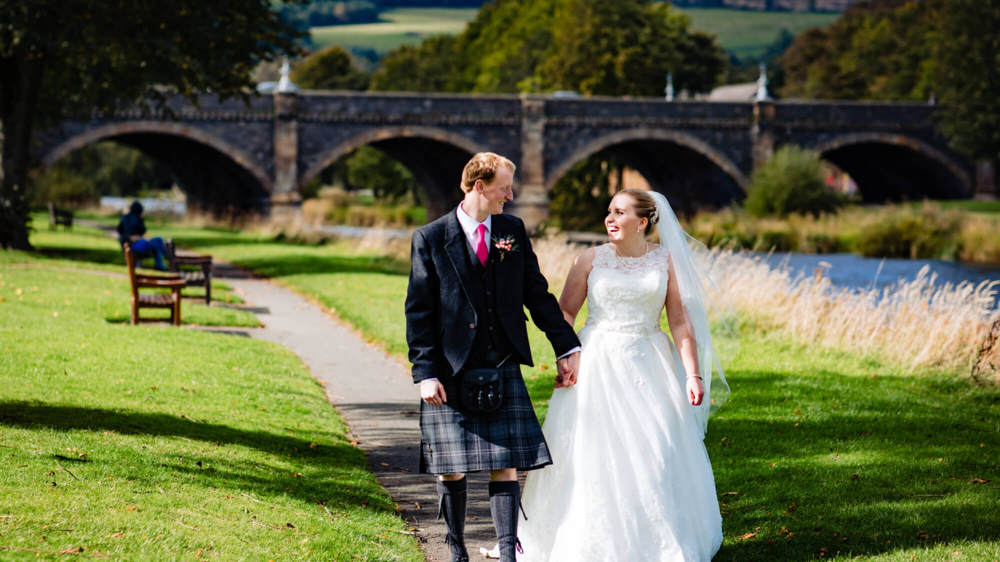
[812,133,972,201]
[546,128,749,215]
[301,126,490,221]
[43,121,273,193]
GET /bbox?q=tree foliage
[292,45,370,90]
[0,0,303,249]
[370,0,726,96]
[779,0,1000,159]
[933,0,1000,159]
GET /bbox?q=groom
[405,152,581,562]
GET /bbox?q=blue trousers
[131,237,167,270]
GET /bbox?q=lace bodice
[584,243,670,335]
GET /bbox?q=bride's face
[605,194,647,242]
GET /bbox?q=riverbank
[685,201,1000,264]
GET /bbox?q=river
[760,252,1000,308]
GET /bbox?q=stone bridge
[34,91,989,229]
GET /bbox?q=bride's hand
[686,375,704,406]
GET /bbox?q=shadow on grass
[37,245,125,267]
[708,369,1000,560]
[233,254,408,278]
[0,401,392,511]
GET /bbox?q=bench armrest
[173,254,212,265]
[136,278,187,289]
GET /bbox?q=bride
[516,188,729,561]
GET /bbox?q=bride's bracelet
[687,374,703,380]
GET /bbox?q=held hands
[420,379,448,406]
[686,374,705,406]
[554,351,581,388]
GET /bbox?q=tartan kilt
[419,364,552,474]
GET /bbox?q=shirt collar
[456,203,492,238]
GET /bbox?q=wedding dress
[518,243,723,562]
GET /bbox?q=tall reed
[532,236,1000,378]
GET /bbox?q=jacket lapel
[443,209,477,308]
[491,214,511,299]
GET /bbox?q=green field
[311,7,478,53]
[683,7,837,59]
[310,6,838,61]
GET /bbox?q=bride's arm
[558,247,595,327]
[665,256,705,406]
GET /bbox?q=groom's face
[478,167,515,215]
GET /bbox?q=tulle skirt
[518,325,723,561]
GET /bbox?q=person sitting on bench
[117,201,167,271]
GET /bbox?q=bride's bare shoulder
[575,246,598,269]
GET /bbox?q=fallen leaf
[59,547,84,554]
[309,443,317,448]
[738,532,757,540]
[849,474,859,481]
[971,478,990,484]
[110,531,124,538]
[52,311,59,318]
[292,473,302,478]
[126,505,137,511]
[721,491,739,496]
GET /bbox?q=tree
[370,0,726,96]
[779,0,937,101]
[291,45,369,91]
[0,1,302,249]
[933,0,1000,159]
[779,0,999,159]
[369,35,462,92]
[744,146,845,218]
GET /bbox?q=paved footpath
[212,263,498,561]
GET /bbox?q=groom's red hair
[461,152,516,193]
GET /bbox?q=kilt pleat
[419,365,552,474]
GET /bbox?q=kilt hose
[419,364,552,474]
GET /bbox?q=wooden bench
[124,243,186,326]
[47,202,73,230]
[165,239,213,305]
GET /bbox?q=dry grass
[532,237,1000,379]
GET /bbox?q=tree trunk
[0,54,42,250]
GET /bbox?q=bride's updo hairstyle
[461,152,516,193]
[616,188,660,236]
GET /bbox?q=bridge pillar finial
[511,96,549,233]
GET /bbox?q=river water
[759,252,1000,308]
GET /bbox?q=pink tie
[475,224,488,266]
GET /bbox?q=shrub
[856,205,960,259]
[744,145,846,218]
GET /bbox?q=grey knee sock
[489,480,522,562]
[437,478,469,562]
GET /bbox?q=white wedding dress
[518,243,723,562]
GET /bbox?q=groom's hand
[555,351,580,388]
[419,379,448,406]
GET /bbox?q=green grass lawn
[0,225,423,559]
[309,6,837,62]
[153,223,1000,560]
